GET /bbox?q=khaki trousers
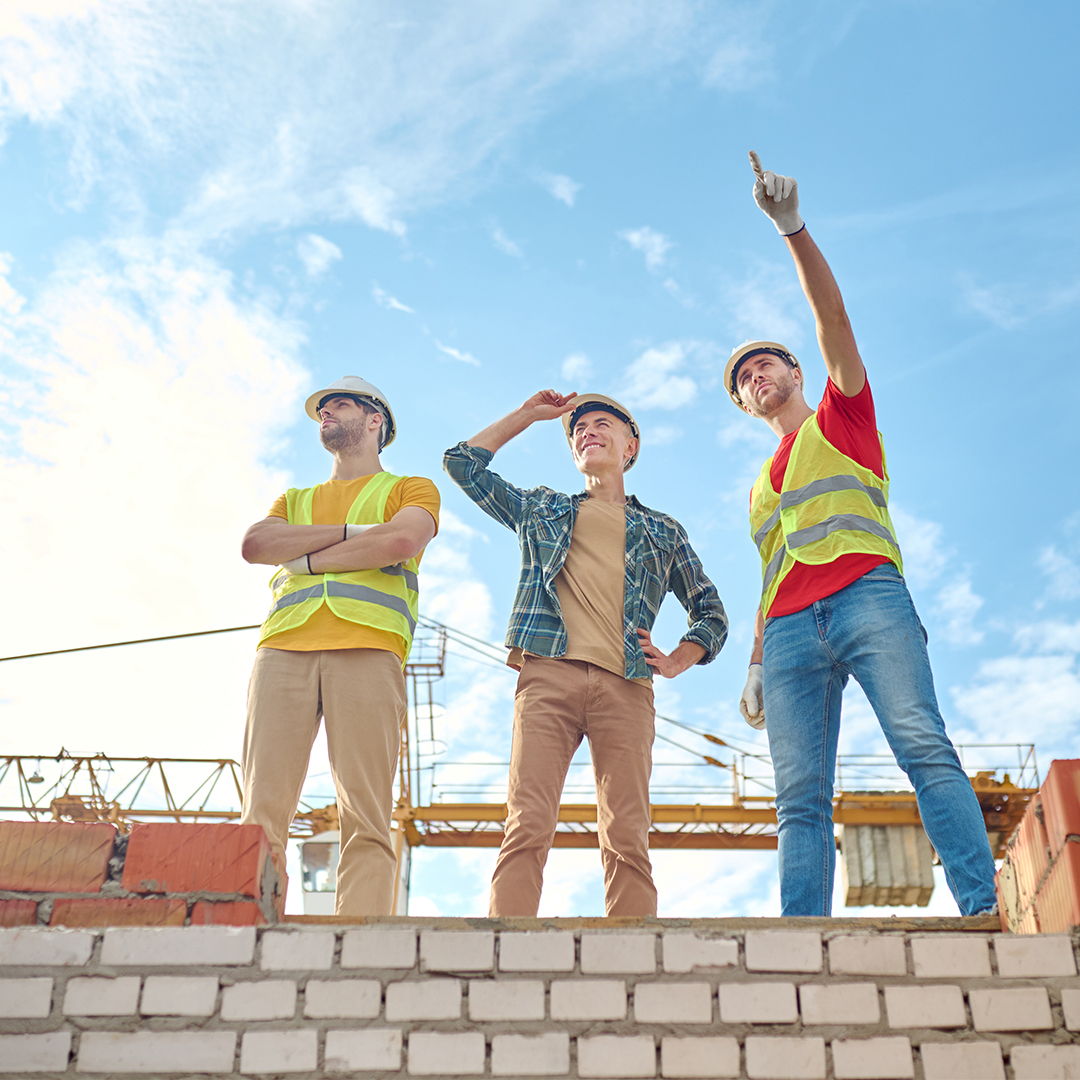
[489,656,657,917]
[239,647,405,916]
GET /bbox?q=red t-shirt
[762,376,890,617]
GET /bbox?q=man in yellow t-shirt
[240,377,439,916]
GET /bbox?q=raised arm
[749,151,866,398]
[467,389,578,453]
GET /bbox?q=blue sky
[1,1,1077,918]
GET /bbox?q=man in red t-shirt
[723,153,996,917]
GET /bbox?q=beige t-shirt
[510,498,647,683]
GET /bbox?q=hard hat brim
[561,393,640,471]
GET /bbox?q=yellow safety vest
[750,414,903,616]
[258,472,419,660]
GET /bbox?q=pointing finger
[748,150,765,180]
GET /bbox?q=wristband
[345,524,374,539]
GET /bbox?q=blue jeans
[762,563,997,916]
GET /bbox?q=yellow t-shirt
[261,473,440,660]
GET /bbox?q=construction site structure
[0,619,1039,912]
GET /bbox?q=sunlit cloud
[0,2,724,237]
[491,226,524,260]
[620,341,697,410]
[561,352,592,383]
[296,233,342,278]
[723,260,807,360]
[372,284,415,314]
[620,226,673,270]
[538,172,581,207]
[960,274,1080,330]
[434,340,480,366]
[932,577,986,646]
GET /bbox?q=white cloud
[0,238,308,754]
[434,340,480,366]
[723,261,807,359]
[561,352,592,383]
[372,284,415,314]
[645,425,682,446]
[960,274,1080,330]
[889,505,949,589]
[703,38,773,91]
[620,342,697,410]
[1039,544,1080,601]
[932,577,985,646]
[539,172,581,207]
[296,233,342,278]
[620,226,673,270]
[0,2,728,236]
[491,226,524,260]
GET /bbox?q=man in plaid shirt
[444,389,728,916]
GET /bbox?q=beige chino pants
[490,656,657,917]
[239,647,405,916]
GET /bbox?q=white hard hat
[305,376,397,448]
[561,393,641,471]
[723,341,801,409]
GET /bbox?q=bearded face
[319,412,372,453]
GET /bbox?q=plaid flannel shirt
[443,441,727,680]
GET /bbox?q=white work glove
[739,664,765,729]
[281,554,313,575]
[749,150,804,236]
[345,523,373,539]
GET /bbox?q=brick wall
[0,821,284,928]
[2,919,1078,1078]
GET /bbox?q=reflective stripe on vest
[750,413,902,616]
[257,472,420,658]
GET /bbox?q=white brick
[745,1036,825,1079]
[0,927,94,966]
[0,1032,71,1073]
[0,977,52,1018]
[660,1036,740,1078]
[920,1041,1005,1080]
[100,925,255,966]
[969,986,1052,1031]
[260,929,335,970]
[140,975,218,1016]
[884,985,966,1029]
[994,933,1077,977]
[719,981,798,1024]
[1010,1044,1080,1080]
[492,1033,570,1076]
[828,935,906,976]
[745,931,822,973]
[385,977,461,1021]
[1062,987,1080,1030]
[420,930,494,972]
[910,935,990,978]
[469,979,545,1020]
[240,1030,318,1074]
[662,932,738,973]
[63,975,140,1016]
[304,978,380,1018]
[799,983,880,1026]
[78,1031,236,1074]
[635,982,712,1024]
[325,1029,402,1072]
[407,1031,486,1075]
[581,932,656,973]
[499,930,576,971]
[341,927,417,969]
[832,1037,913,1080]
[550,978,626,1020]
[220,979,297,1021]
[578,1034,656,1078]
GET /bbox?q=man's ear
[625,437,639,463]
